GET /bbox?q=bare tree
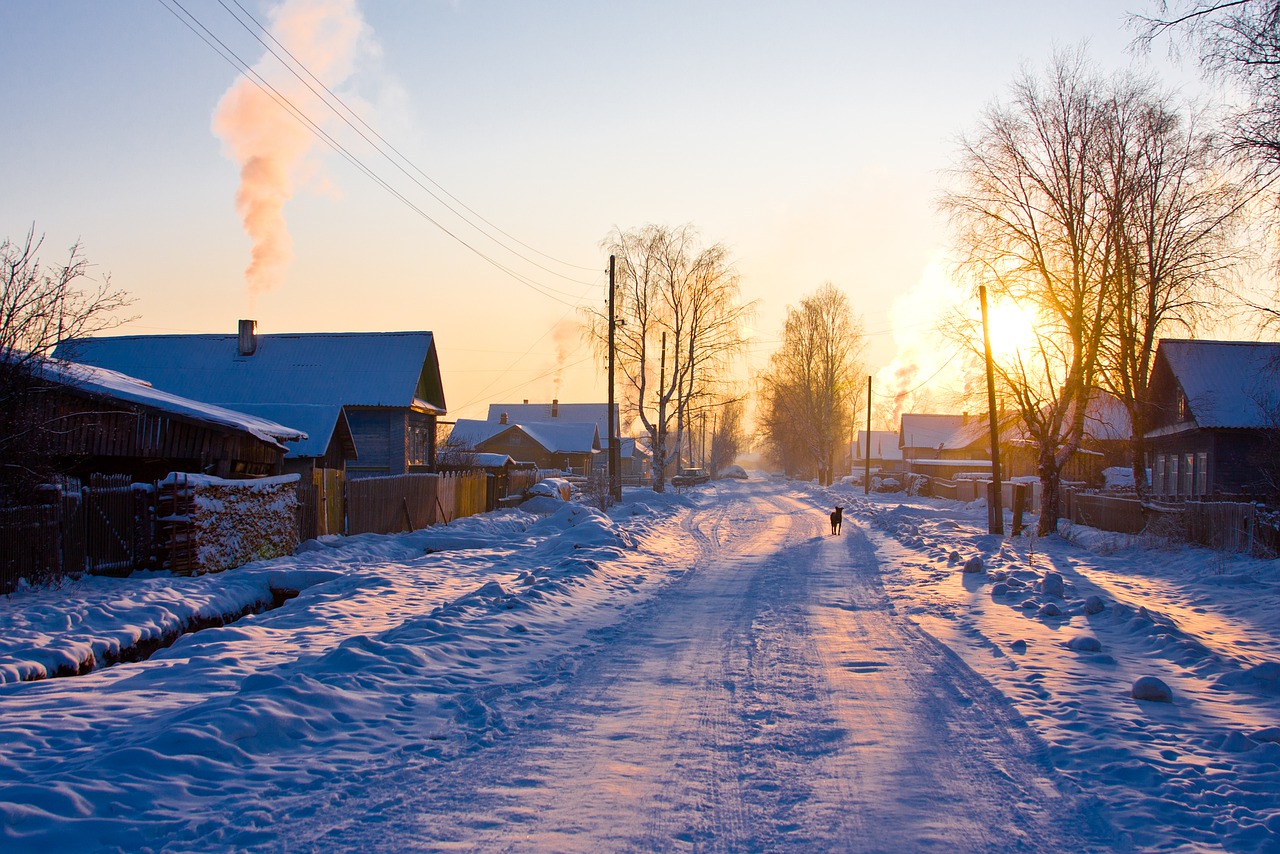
[1,226,131,503]
[757,283,865,485]
[584,225,752,492]
[944,51,1121,535]
[706,396,747,478]
[1134,2,1280,168]
[1098,84,1251,497]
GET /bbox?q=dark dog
[830,505,843,535]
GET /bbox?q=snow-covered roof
[1158,339,1280,429]
[487,402,618,435]
[59,330,447,418]
[27,357,306,449]
[224,403,348,459]
[449,418,600,455]
[899,414,988,452]
[855,430,903,461]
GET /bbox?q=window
[1169,454,1180,497]
[1196,451,1208,496]
[1182,453,1195,498]
[1154,455,1166,496]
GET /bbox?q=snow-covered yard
[2,477,1278,851]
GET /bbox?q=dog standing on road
[830,505,844,535]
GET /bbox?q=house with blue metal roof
[447,417,600,475]
[1147,339,1280,500]
[57,320,447,479]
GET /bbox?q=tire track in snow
[285,483,1114,852]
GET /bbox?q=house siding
[345,409,394,477]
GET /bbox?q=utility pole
[979,285,1005,535]
[865,375,872,496]
[607,255,621,502]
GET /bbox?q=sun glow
[985,300,1037,358]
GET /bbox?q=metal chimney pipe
[238,319,257,356]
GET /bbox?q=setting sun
[985,299,1037,357]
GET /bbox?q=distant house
[854,430,903,468]
[58,321,447,479]
[899,414,992,479]
[19,355,303,480]
[900,401,1129,485]
[1145,339,1280,500]
[485,400,650,479]
[449,417,600,475]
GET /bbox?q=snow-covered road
[8,477,1280,851]
[281,485,1106,851]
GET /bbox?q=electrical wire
[870,347,965,399]
[154,0,592,307]
[216,0,599,281]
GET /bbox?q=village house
[58,321,447,480]
[853,429,903,473]
[448,416,601,475]
[901,399,1130,486]
[1146,339,1280,500]
[485,400,651,481]
[15,355,304,481]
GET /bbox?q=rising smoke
[212,0,370,299]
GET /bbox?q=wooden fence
[344,471,489,536]
[1182,501,1280,557]
[0,475,155,594]
[1058,489,1280,558]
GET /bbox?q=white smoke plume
[873,259,969,427]
[549,318,579,399]
[212,0,370,298]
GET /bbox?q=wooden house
[1146,339,1280,500]
[19,356,303,481]
[448,418,600,475]
[486,400,638,475]
[58,321,447,479]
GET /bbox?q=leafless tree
[1,226,131,503]
[707,398,746,478]
[1097,83,1252,497]
[944,51,1122,535]
[1134,2,1280,169]
[757,283,865,485]
[584,224,752,492]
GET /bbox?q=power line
[154,0,592,307]
[870,347,965,399]
[216,0,598,281]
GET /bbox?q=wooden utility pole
[607,255,621,502]
[979,285,1005,535]
[864,375,872,496]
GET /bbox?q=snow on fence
[345,471,488,536]
[157,473,299,575]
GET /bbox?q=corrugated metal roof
[449,418,600,455]
[228,403,345,458]
[486,402,619,435]
[61,331,443,411]
[57,331,444,462]
[1160,339,1280,429]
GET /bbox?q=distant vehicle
[717,464,748,480]
[671,467,711,486]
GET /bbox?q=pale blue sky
[2,1,1207,419]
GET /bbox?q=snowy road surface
[9,476,1280,851]
[285,487,1104,851]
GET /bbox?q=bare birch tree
[584,224,752,492]
[757,284,864,485]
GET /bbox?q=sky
[1,0,1221,423]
